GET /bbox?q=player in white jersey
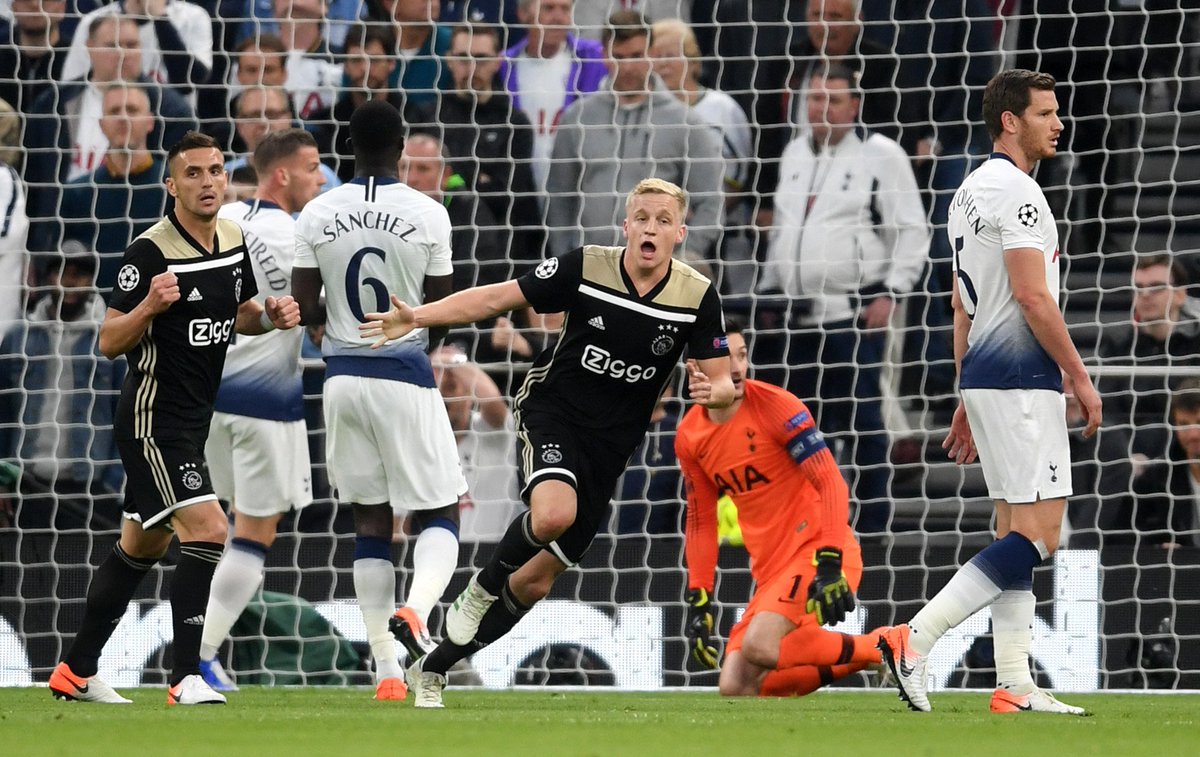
[879,70,1102,716]
[291,101,468,702]
[193,129,325,692]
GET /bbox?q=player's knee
[739,636,778,671]
[530,504,574,542]
[717,664,759,697]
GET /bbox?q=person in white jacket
[757,62,929,533]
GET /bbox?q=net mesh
[1,0,1199,690]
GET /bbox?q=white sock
[909,561,1005,657]
[992,589,1036,694]
[200,545,265,659]
[405,526,459,625]
[354,557,403,681]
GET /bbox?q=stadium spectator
[400,131,542,378]
[544,10,724,259]
[741,0,898,217]
[1096,255,1200,459]
[311,21,406,182]
[1062,371,1140,549]
[23,14,195,250]
[59,82,169,293]
[498,0,608,191]
[755,64,929,533]
[49,131,301,705]
[1132,378,1200,549]
[291,100,469,701]
[677,317,886,695]
[431,345,522,542]
[360,177,733,709]
[439,0,521,34]
[0,0,70,114]
[226,85,341,192]
[369,0,452,107]
[60,0,213,101]
[268,0,343,119]
[614,378,683,535]
[400,132,507,294]
[232,0,365,53]
[880,69,1098,716]
[0,99,29,339]
[414,23,542,256]
[0,244,124,530]
[1014,0,1133,255]
[198,128,325,693]
[219,34,289,152]
[649,17,753,303]
[573,0,693,40]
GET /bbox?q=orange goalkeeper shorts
[727,539,863,655]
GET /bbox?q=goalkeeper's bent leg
[759,663,869,697]
[771,625,882,671]
[63,543,158,677]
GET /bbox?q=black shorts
[118,436,216,529]
[516,412,632,565]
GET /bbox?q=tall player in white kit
[198,129,326,691]
[291,101,468,702]
[879,70,1102,715]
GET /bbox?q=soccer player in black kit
[361,178,734,707]
[49,132,301,705]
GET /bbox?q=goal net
[2,1,1198,691]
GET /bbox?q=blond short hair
[651,19,700,62]
[625,178,687,214]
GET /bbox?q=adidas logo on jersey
[187,288,203,302]
[182,614,205,626]
[588,316,606,330]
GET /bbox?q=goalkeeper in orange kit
[676,316,887,696]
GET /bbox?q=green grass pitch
[4,688,1198,756]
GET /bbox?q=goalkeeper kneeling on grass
[675,317,887,696]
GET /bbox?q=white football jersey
[294,177,453,378]
[214,199,305,421]
[948,153,1061,391]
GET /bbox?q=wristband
[259,310,276,332]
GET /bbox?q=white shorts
[962,388,1073,504]
[323,375,467,509]
[206,412,313,517]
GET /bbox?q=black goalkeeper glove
[805,547,856,626]
[685,588,719,669]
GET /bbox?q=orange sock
[759,662,868,696]
[775,625,882,669]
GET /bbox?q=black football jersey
[109,213,256,440]
[515,245,726,452]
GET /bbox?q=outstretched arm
[360,280,530,348]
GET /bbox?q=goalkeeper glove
[805,547,856,626]
[685,588,719,669]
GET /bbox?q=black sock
[423,584,533,676]
[478,512,547,595]
[170,541,224,686]
[64,544,157,677]
[421,640,477,677]
[475,582,532,646]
